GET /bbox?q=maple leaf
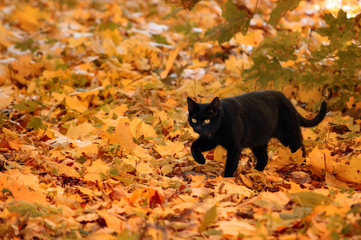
[204,0,252,44]
[269,0,302,26]
[317,9,354,49]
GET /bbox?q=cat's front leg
[223,147,242,177]
[191,137,217,164]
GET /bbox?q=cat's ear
[187,97,198,112]
[209,97,220,115]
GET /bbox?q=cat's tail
[298,101,327,127]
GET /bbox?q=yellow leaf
[84,159,110,182]
[218,220,256,237]
[46,161,81,179]
[67,122,95,139]
[12,5,47,32]
[299,86,322,105]
[0,171,47,205]
[42,69,71,81]
[225,55,250,75]
[10,55,42,85]
[0,22,17,48]
[98,210,125,233]
[133,146,153,161]
[325,172,348,188]
[334,157,361,183]
[0,64,10,84]
[137,161,153,174]
[160,46,180,79]
[235,30,264,46]
[78,186,101,197]
[215,178,254,197]
[76,142,98,156]
[154,141,184,156]
[306,146,333,177]
[0,208,9,219]
[68,37,87,48]
[346,96,355,109]
[161,164,174,175]
[214,145,226,163]
[269,148,303,168]
[108,117,136,152]
[102,29,123,56]
[130,117,157,139]
[3,169,39,189]
[66,96,89,113]
[113,104,128,116]
[2,127,18,139]
[260,192,290,210]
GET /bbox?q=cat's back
[221,90,286,107]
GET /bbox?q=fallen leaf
[108,117,137,152]
[218,220,256,237]
[306,146,333,177]
[154,141,184,156]
[160,46,180,79]
[199,205,218,232]
[84,159,110,182]
[98,210,125,233]
[67,121,95,139]
[334,156,361,183]
[0,87,13,110]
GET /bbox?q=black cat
[187,90,327,177]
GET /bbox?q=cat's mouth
[197,130,214,138]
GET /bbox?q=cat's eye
[191,118,197,123]
[204,119,210,124]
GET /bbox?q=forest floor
[0,0,361,239]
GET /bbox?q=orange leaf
[154,141,184,156]
[108,117,136,152]
[98,210,125,233]
[148,187,165,208]
[160,47,180,79]
[12,5,47,32]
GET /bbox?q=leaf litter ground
[0,0,361,239]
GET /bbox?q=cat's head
[187,97,221,136]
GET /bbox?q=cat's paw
[223,173,234,178]
[193,153,206,164]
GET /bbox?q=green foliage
[15,39,39,53]
[27,117,46,130]
[205,1,251,44]
[14,100,43,113]
[8,201,61,218]
[268,0,302,26]
[243,10,360,108]
[174,22,201,45]
[173,1,360,109]
[199,205,218,232]
[98,21,120,31]
[243,55,294,89]
[54,0,78,9]
[253,31,300,61]
[152,34,170,45]
[316,10,355,49]
[290,192,333,208]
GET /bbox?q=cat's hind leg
[288,128,304,153]
[275,115,304,154]
[252,145,268,171]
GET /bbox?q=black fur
[187,90,327,177]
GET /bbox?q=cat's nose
[195,126,202,132]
